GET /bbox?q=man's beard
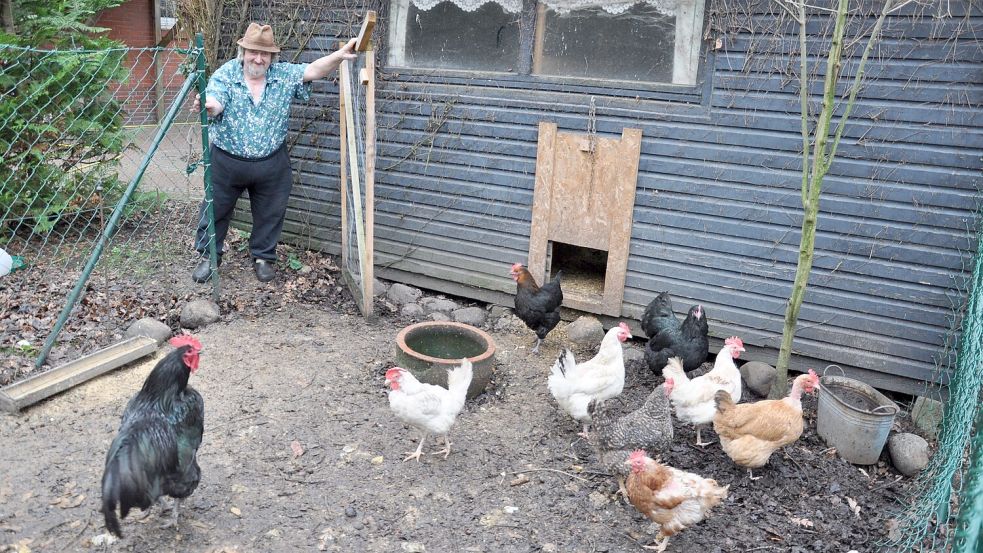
[244,64,266,78]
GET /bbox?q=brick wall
[95,0,188,124]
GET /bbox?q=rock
[622,345,644,365]
[124,318,171,345]
[588,491,610,508]
[400,303,425,319]
[565,316,604,348]
[387,283,423,306]
[421,297,459,315]
[488,304,512,319]
[740,361,777,397]
[428,312,450,322]
[372,278,389,297]
[452,307,487,327]
[888,433,931,476]
[401,542,426,552]
[911,396,943,439]
[179,300,220,329]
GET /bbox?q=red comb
[619,322,630,332]
[725,336,743,348]
[808,368,818,378]
[169,334,201,351]
[511,263,523,270]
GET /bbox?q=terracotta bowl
[395,321,495,399]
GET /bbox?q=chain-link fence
[881,208,983,552]
[0,42,212,385]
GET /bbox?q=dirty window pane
[392,1,520,72]
[535,3,675,83]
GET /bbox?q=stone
[428,312,450,322]
[740,361,777,397]
[488,304,512,319]
[452,307,487,327]
[622,344,645,365]
[888,432,931,477]
[911,396,943,439]
[387,283,423,306]
[565,316,604,348]
[421,297,459,315]
[400,303,425,319]
[372,278,389,297]
[179,300,220,329]
[124,318,171,345]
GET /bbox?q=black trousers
[195,143,292,262]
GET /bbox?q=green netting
[882,206,983,551]
[0,43,213,378]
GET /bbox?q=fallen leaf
[846,496,861,517]
[885,518,901,541]
[790,516,814,528]
[230,507,242,517]
[370,455,384,465]
[510,474,530,487]
[290,440,305,459]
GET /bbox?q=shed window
[387,0,705,85]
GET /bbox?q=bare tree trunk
[769,0,899,398]
[2,0,14,35]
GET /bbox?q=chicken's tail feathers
[447,358,474,397]
[661,356,687,383]
[552,348,576,377]
[101,427,172,537]
[714,389,735,413]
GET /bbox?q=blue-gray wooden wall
[264,0,982,395]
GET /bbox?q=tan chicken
[624,450,728,552]
[712,369,820,480]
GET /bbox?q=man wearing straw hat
[191,23,358,283]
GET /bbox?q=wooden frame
[339,11,377,318]
[528,121,641,317]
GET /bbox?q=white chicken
[548,322,632,435]
[385,358,473,462]
[662,336,745,446]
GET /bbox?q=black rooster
[101,335,204,537]
[510,263,563,354]
[641,292,709,374]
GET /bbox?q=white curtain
[408,0,678,15]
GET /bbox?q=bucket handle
[822,364,846,378]
[871,404,899,415]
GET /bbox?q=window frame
[383,0,714,106]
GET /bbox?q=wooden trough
[0,336,158,413]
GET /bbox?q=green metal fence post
[34,71,201,368]
[194,33,220,302]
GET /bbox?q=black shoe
[254,259,276,282]
[191,258,220,283]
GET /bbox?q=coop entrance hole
[549,241,607,300]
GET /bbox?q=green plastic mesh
[0,44,210,377]
[881,207,983,551]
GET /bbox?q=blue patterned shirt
[206,59,311,158]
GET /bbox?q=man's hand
[337,38,358,63]
[190,93,224,117]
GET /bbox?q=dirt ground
[0,244,914,553]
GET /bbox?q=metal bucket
[816,371,899,465]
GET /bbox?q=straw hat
[237,23,280,53]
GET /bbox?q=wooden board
[0,336,158,413]
[528,121,641,316]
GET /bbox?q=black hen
[101,335,204,537]
[510,263,563,354]
[641,292,709,374]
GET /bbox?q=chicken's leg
[531,337,543,354]
[160,498,181,530]
[747,469,761,481]
[403,432,428,462]
[643,532,670,552]
[432,434,452,459]
[695,426,715,447]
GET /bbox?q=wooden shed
[252,0,981,395]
